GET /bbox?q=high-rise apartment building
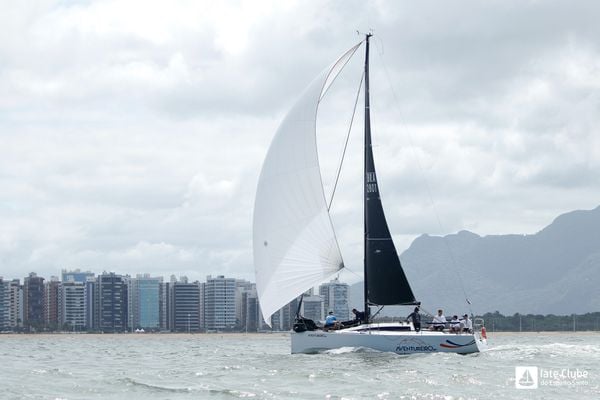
[0,278,9,330]
[165,276,176,331]
[8,279,22,329]
[235,280,255,330]
[44,277,61,330]
[172,277,201,332]
[61,281,86,331]
[85,278,97,331]
[97,273,128,332]
[159,281,169,331]
[300,294,323,323]
[319,278,349,321]
[23,273,45,331]
[62,270,97,331]
[271,298,299,331]
[198,282,205,331]
[204,275,237,331]
[236,281,269,332]
[129,274,162,330]
[240,289,260,332]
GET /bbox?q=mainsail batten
[253,43,361,326]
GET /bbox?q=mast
[363,33,372,323]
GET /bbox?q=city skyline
[0,269,351,333]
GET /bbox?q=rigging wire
[373,35,475,317]
[326,69,366,283]
[327,70,365,211]
[339,266,363,280]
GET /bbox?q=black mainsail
[363,34,418,317]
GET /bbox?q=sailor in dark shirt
[406,306,422,332]
[351,308,366,323]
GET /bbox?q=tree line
[375,311,600,332]
[478,311,600,332]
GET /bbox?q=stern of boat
[473,317,488,352]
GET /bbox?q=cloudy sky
[1,1,599,283]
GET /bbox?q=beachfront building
[165,276,176,331]
[240,289,260,332]
[44,277,61,330]
[61,281,86,331]
[235,280,255,331]
[8,279,23,329]
[159,281,169,331]
[172,277,201,332]
[85,277,98,331]
[128,274,162,330]
[300,294,323,323]
[23,273,45,331]
[0,278,9,330]
[237,281,266,332]
[97,272,128,332]
[61,269,97,331]
[319,278,350,321]
[204,275,237,331]
[271,298,299,332]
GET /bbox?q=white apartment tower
[204,275,237,331]
[61,281,86,331]
[319,278,350,321]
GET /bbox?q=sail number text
[366,172,378,193]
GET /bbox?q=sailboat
[253,34,487,354]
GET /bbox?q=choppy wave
[124,377,263,398]
[124,378,194,393]
[486,341,600,360]
[323,346,379,354]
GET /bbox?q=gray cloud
[1,1,599,284]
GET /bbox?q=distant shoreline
[0,332,290,338]
[487,331,599,336]
[1,331,598,337]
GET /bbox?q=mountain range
[349,206,600,316]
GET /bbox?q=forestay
[253,43,362,325]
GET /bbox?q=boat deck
[332,322,477,336]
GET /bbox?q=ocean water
[0,332,598,399]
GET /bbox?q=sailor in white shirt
[431,309,447,331]
[461,314,473,333]
[450,315,461,333]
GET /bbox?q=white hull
[291,323,487,355]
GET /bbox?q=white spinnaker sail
[253,43,362,326]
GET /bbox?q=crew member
[406,307,422,332]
